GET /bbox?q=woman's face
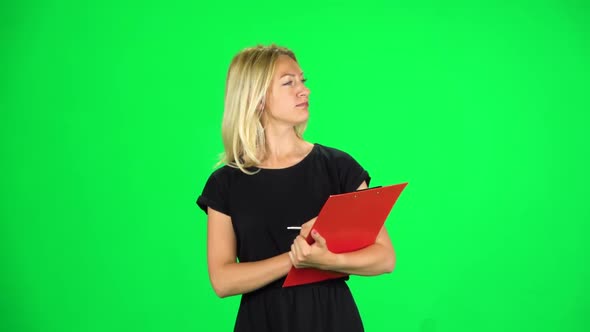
[262,55,310,128]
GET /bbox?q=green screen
[2,1,588,331]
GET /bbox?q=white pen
[287,226,302,230]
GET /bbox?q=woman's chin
[295,112,309,124]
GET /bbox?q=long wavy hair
[219,44,307,174]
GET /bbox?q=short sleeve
[196,170,231,216]
[335,151,371,193]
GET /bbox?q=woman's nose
[298,84,310,97]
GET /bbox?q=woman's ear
[258,99,266,112]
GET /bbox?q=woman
[196,44,395,332]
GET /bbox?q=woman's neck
[259,126,312,168]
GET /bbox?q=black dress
[196,143,371,332]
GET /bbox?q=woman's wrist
[282,252,294,272]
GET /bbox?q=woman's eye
[282,79,307,86]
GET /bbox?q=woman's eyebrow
[280,72,304,78]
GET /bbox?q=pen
[287,226,302,230]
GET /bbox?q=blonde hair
[219,44,307,174]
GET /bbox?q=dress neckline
[257,143,318,171]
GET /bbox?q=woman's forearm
[210,253,292,298]
[321,243,395,276]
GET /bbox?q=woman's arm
[289,181,396,276]
[207,207,292,298]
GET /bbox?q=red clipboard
[282,182,408,287]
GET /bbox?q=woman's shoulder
[207,164,243,180]
[313,143,370,192]
[314,143,357,161]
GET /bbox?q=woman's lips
[296,102,309,108]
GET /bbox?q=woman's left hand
[288,229,335,269]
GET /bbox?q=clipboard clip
[354,186,382,197]
[357,185,382,192]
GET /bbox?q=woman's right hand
[300,217,317,238]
